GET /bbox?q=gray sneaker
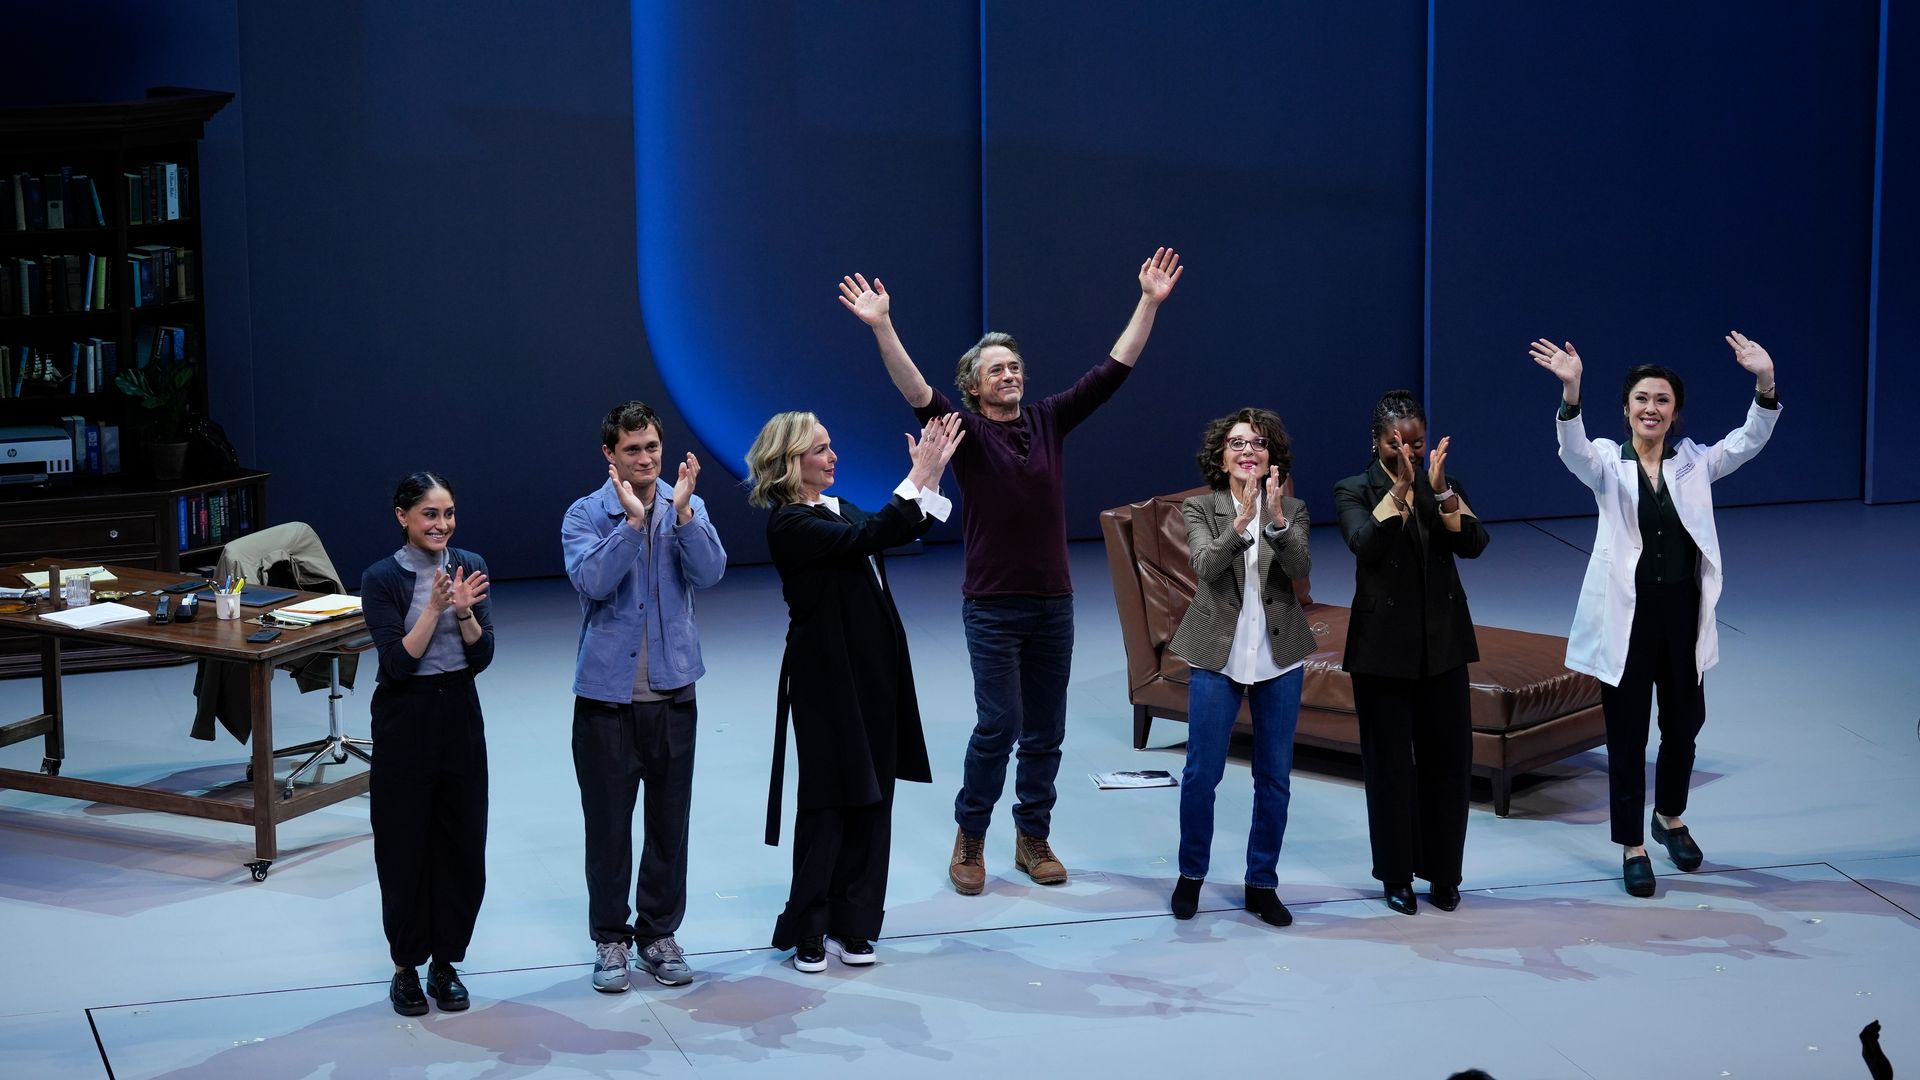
[592,940,631,993]
[635,935,693,986]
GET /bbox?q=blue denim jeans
[1178,666,1303,888]
[953,596,1075,839]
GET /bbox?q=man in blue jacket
[562,401,726,991]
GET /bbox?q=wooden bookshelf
[0,88,263,678]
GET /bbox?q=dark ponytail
[1369,389,1424,444]
[392,470,453,512]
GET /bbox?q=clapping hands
[906,413,965,490]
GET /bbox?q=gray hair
[953,332,1022,412]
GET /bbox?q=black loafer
[1650,816,1704,871]
[425,961,469,1011]
[1244,885,1293,927]
[1385,882,1418,915]
[825,936,875,966]
[1429,884,1461,912]
[1171,876,1202,920]
[1623,854,1656,897]
[390,967,428,1017]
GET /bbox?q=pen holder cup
[214,594,242,621]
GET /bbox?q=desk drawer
[0,514,157,559]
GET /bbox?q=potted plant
[115,348,195,480]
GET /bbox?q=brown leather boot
[949,828,986,895]
[1014,832,1068,885]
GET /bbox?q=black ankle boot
[1385,882,1418,915]
[1171,875,1202,920]
[1243,886,1293,927]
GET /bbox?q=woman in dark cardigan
[748,411,962,972]
[1332,390,1489,916]
[361,470,495,1015]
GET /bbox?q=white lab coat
[1555,400,1780,687]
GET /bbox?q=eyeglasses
[1225,437,1270,452]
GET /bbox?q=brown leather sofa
[1100,485,1606,815]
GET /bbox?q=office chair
[190,522,373,798]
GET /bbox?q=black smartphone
[246,627,281,643]
[152,597,172,624]
[160,580,208,594]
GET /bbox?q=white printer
[0,426,74,487]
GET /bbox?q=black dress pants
[1352,664,1472,888]
[370,671,489,969]
[572,696,697,947]
[771,779,895,950]
[1600,581,1706,847]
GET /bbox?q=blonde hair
[745,411,820,509]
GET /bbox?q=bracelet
[1435,488,1456,504]
[456,612,474,622]
[1757,383,1776,397]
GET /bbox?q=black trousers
[1601,581,1707,847]
[572,695,697,946]
[369,671,488,969]
[1352,664,1472,888]
[771,780,895,950]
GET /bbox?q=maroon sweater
[916,356,1132,598]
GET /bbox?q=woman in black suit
[1333,389,1490,914]
[748,410,963,973]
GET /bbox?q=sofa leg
[1133,705,1151,750]
[1492,769,1513,817]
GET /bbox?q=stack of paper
[21,567,120,587]
[39,603,148,629]
[269,594,363,626]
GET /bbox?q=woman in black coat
[748,410,963,972]
[1332,390,1489,915]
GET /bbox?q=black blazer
[764,494,935,845]
[1332,461,1489,679]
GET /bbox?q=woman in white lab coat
[1530,333,1779,898]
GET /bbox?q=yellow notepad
[270,594,363,625]
[22,567,120,587]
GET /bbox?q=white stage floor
[1,501,1916,1078]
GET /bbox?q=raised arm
[1108,247,1184,368]
[1184,495,1254,583]
[839,274,933,408]
[1703,331,1781,482]
[1531,338,1611,492]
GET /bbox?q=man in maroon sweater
[838,249,1183,893]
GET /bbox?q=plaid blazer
[1167,489,1315,675]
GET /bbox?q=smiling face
[971,345,1025,414]
[1218,421,1270,487]
[797,423,836,499]
[1623,377,1677,445]
[603,423,663,492]
[394,485,455,553]
[1375,417,1427,477]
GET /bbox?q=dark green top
[1622,442,1698,587]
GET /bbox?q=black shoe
[425,961,469,1011]
[1429,885,1461,912]
[1171,875,1202,920]
[825,936,876,966]
[1243,885,1293,927]
[793,937,827,973]
[1650,816,1704,871]
[1385,882,1418,915]
[1623,854,1657,897]
[389,967,428,1017]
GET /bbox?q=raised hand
[1428,435,1451,494]
[1724,331,1775,385]
[837,273,891,326]
[449,566,489,615]
[1529,339,1583,389]
[609,462,648,528]
[672,453,701,522]
[1391,443,1416,504]
[1232,489,1259,535]
[1139,247,1184,304]
[425,568,455,614]
[1263,465,1287,527]
[906,412,966,490]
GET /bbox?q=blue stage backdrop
[1871,0,1920,503]
[978,3,1429,528]
[1429,3,1880,520]
[632,1,983,520]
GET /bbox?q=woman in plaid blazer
[1165,407,1313,927]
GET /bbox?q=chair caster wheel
[40,757,60,776]
[245,860,271,881]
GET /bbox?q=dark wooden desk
[0,560,370,879]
